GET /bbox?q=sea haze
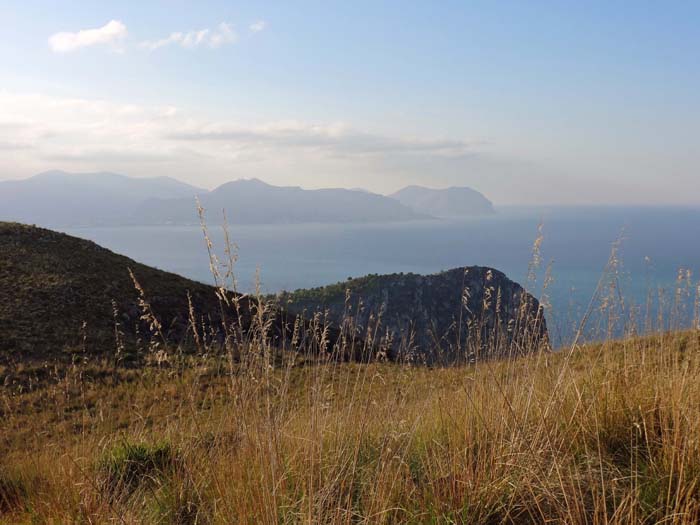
[64,205,700,346]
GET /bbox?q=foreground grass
[2,331,700,524]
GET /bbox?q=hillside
[277,267,548,363]
[1,222,546,367]
[0,223,545,366]
[0,222,259,362]
[390,185,495,217]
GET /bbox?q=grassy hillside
[2,330,700,523]
[0,222,246,362]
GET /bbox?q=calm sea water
[64,206,700,345]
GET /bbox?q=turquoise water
[64,206,700,345]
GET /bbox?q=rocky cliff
[277,267,548,363]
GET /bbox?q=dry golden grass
[2,329,700,524]
[3,219,700,523]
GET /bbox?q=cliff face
[278,267,548,363]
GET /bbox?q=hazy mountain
[141,178,430,225]
[0,170,204,227]
[1,172,429,226]
[389,185,495,217]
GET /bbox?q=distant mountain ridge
[141,177,429,225]
[0,170,205,227]
[0,171,495,227]
[0,171,430,227]
[389,185,494,217]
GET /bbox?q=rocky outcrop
[278,267,548,363]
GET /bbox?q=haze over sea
[64,205,700,346]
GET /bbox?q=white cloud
[0,92,183,174]
[141,23,237,51]
[0,92,471,165]
[249,20,266,33]
[48,20,127,53]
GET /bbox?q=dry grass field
[2,328,700,524]
[3,221,700,523]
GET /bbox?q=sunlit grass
[2,218,700,523]
[1,331,699,523]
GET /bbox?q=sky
[0,0,699,205]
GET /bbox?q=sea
[63,206,700,347]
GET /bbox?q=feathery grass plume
[671,268,693,331]
[196,200,252,372]
[196,198,223,290]
[111,299,125,367]
[602,233,626,340]
[644,255,654,335]
[221,210,239,294]
[657,286,667,333]
[128,268,168,363]
[186,291,204,356]
[526,221,544,291]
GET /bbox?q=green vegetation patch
[0,467,41,515]
[99,440,178,495]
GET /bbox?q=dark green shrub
[0,470,29,514]
[99,440,176,494]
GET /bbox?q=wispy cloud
[0,92,486,195]
[48,20,127,53]
[0,92,473,166]
[0,92,182,172]
[168,122,472,157]
[249,20,267,33]
[0,140,33,151]
[141,23,236,51]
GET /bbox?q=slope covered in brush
[0,222,248,361]
[277,267,548,363]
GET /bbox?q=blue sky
[1,0,699,204]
